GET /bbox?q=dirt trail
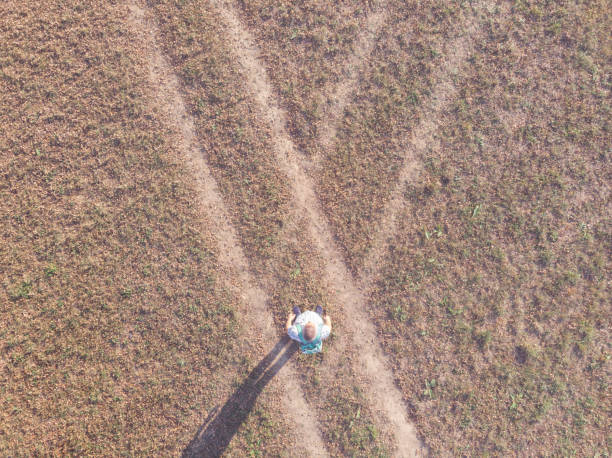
[211,1,424,455]
[316,3,388,156]
[358,1,498,287]
[126,3,328,456]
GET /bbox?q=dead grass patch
[368,1,610,454]
[144,0,394,454]
[0,1,290,454]
[317,0,483,271]
[235,0,374,154]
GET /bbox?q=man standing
[286,306,332,354]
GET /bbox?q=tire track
[358,3,493,286]
[210,1,424,455]
[316,2,389,157]
[126,3,328,456]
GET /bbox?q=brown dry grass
[317,0,481,272]
[0,1,292,455]
[229,0,611,454]
[144,0,394,455]
[363,0,610,455]
[235,0,374,155]
[3,0,610,455]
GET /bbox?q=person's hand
[323,314,332,327]
[286,312,296,331]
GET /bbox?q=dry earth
[2,0,609,455]
[127,2,326,455]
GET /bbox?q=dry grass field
[1,0,609,456]
[146,1,395,454]
[0,1,292,455]
[368,1,611,453]
[236,0,374,154]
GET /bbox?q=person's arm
[323,314,332,333]
[286,312,296,332]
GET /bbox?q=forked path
[316,1,389,156]
[359,1,494,287]
[211,1,424,455]
[126,3,328,456]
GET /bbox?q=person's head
[303,322,317,342]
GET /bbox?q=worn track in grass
[210,0,424,454]
[358,1,493,285]
[361,1,611,454]
[127,3,327,455]
[316,2,389,156]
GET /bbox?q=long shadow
[182,336,299,457]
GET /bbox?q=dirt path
[316,2,389,157]
[126,3,328,456]
[211,1,424,455]
[358,3,491,287]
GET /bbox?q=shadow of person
[182,336,299,457]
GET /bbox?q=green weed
[9,281,32,300]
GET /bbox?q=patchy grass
[3,0,608,455]
[235,0,372,154]
[367,1,610,454]
[146,0,291,265]
[0,0,290,454]
[317,0,481,271]
[228,0,495,275]
[144,0,394,455]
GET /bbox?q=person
[285,305,332,354]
